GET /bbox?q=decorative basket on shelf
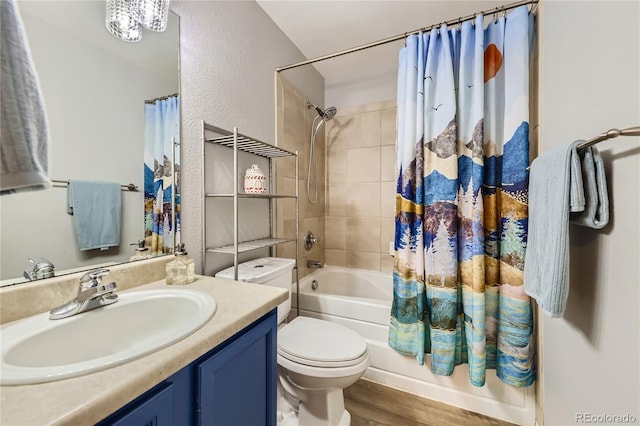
[244,164,266,194]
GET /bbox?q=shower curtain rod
[276,0,538,72]
[144,93,178,104]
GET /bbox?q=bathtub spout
[307,260,324,269]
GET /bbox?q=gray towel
[67,180,122,251]
[570,147,609,229]
[524,140,609,318]
[0,0,51,194]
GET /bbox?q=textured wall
[170,0,323,273]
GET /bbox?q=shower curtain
[144,94,180,256]
[389,6,535,387]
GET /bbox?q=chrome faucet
[49,268,118,320]
[307,260,324,269]
[23,257,55,281]
[304,231,319,251]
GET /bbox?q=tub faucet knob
[304,231,319,251]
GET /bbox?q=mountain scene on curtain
[143,95,180,255]
[144,154,180,254]
[391,7,534,388]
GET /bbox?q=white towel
[524,140,609,318]
[0,0,50,194]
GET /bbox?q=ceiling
[257,0,513,95]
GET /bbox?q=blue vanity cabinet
[97,310,277,426]
[196,307,277,426]
[96,371,190,426]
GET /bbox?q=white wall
[539,2,640,425]
[326,62,398,108]
[170,0,324,273]
[0,11,177,280]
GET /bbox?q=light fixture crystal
[135,0,170,32]
[105,0,142,42]
[105,0,170,42]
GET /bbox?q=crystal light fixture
[105,0,170,42]
[105,0,142,42]
[135,0,170,32]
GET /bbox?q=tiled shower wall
[324,100,397,273]
[275,80,396,275]
[275,75,325,279]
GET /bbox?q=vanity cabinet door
[97,310,276,426]
[96,382,174,426]
[96,361,193,426]
[196,310,277,426]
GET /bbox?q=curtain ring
[404,32,407,47]
[530,1,539,15]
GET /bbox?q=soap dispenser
[166,243,195,285]
[129,240,152,261]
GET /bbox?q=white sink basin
[0,288,216,385]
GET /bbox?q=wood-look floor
[344,379,517,426]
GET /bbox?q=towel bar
[577,125,640,150]
[52,180,138,192]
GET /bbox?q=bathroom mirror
[0,1,180,286]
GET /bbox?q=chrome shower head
[306,102,337,121]
[323,106,337,121]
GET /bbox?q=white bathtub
[292,266,535,426]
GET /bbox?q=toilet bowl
[277,316,369,426]
[216,258,369,426]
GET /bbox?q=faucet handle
[304,231,320,251]
[79,268,110,288]
[23,257,55,281]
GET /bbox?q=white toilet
[216,257,370,426]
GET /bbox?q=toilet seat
[278,317,368,368]
[278,348,369,368]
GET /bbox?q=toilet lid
[278,317,367,365]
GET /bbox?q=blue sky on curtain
[144,94,180,256]
[389,5,535,387]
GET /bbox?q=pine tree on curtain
[144,94,180,256]
[389,6,535,387]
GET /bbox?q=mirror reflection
[0,1,180,286]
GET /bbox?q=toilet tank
[215,257,295,324]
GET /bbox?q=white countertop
[0,276,287,426]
